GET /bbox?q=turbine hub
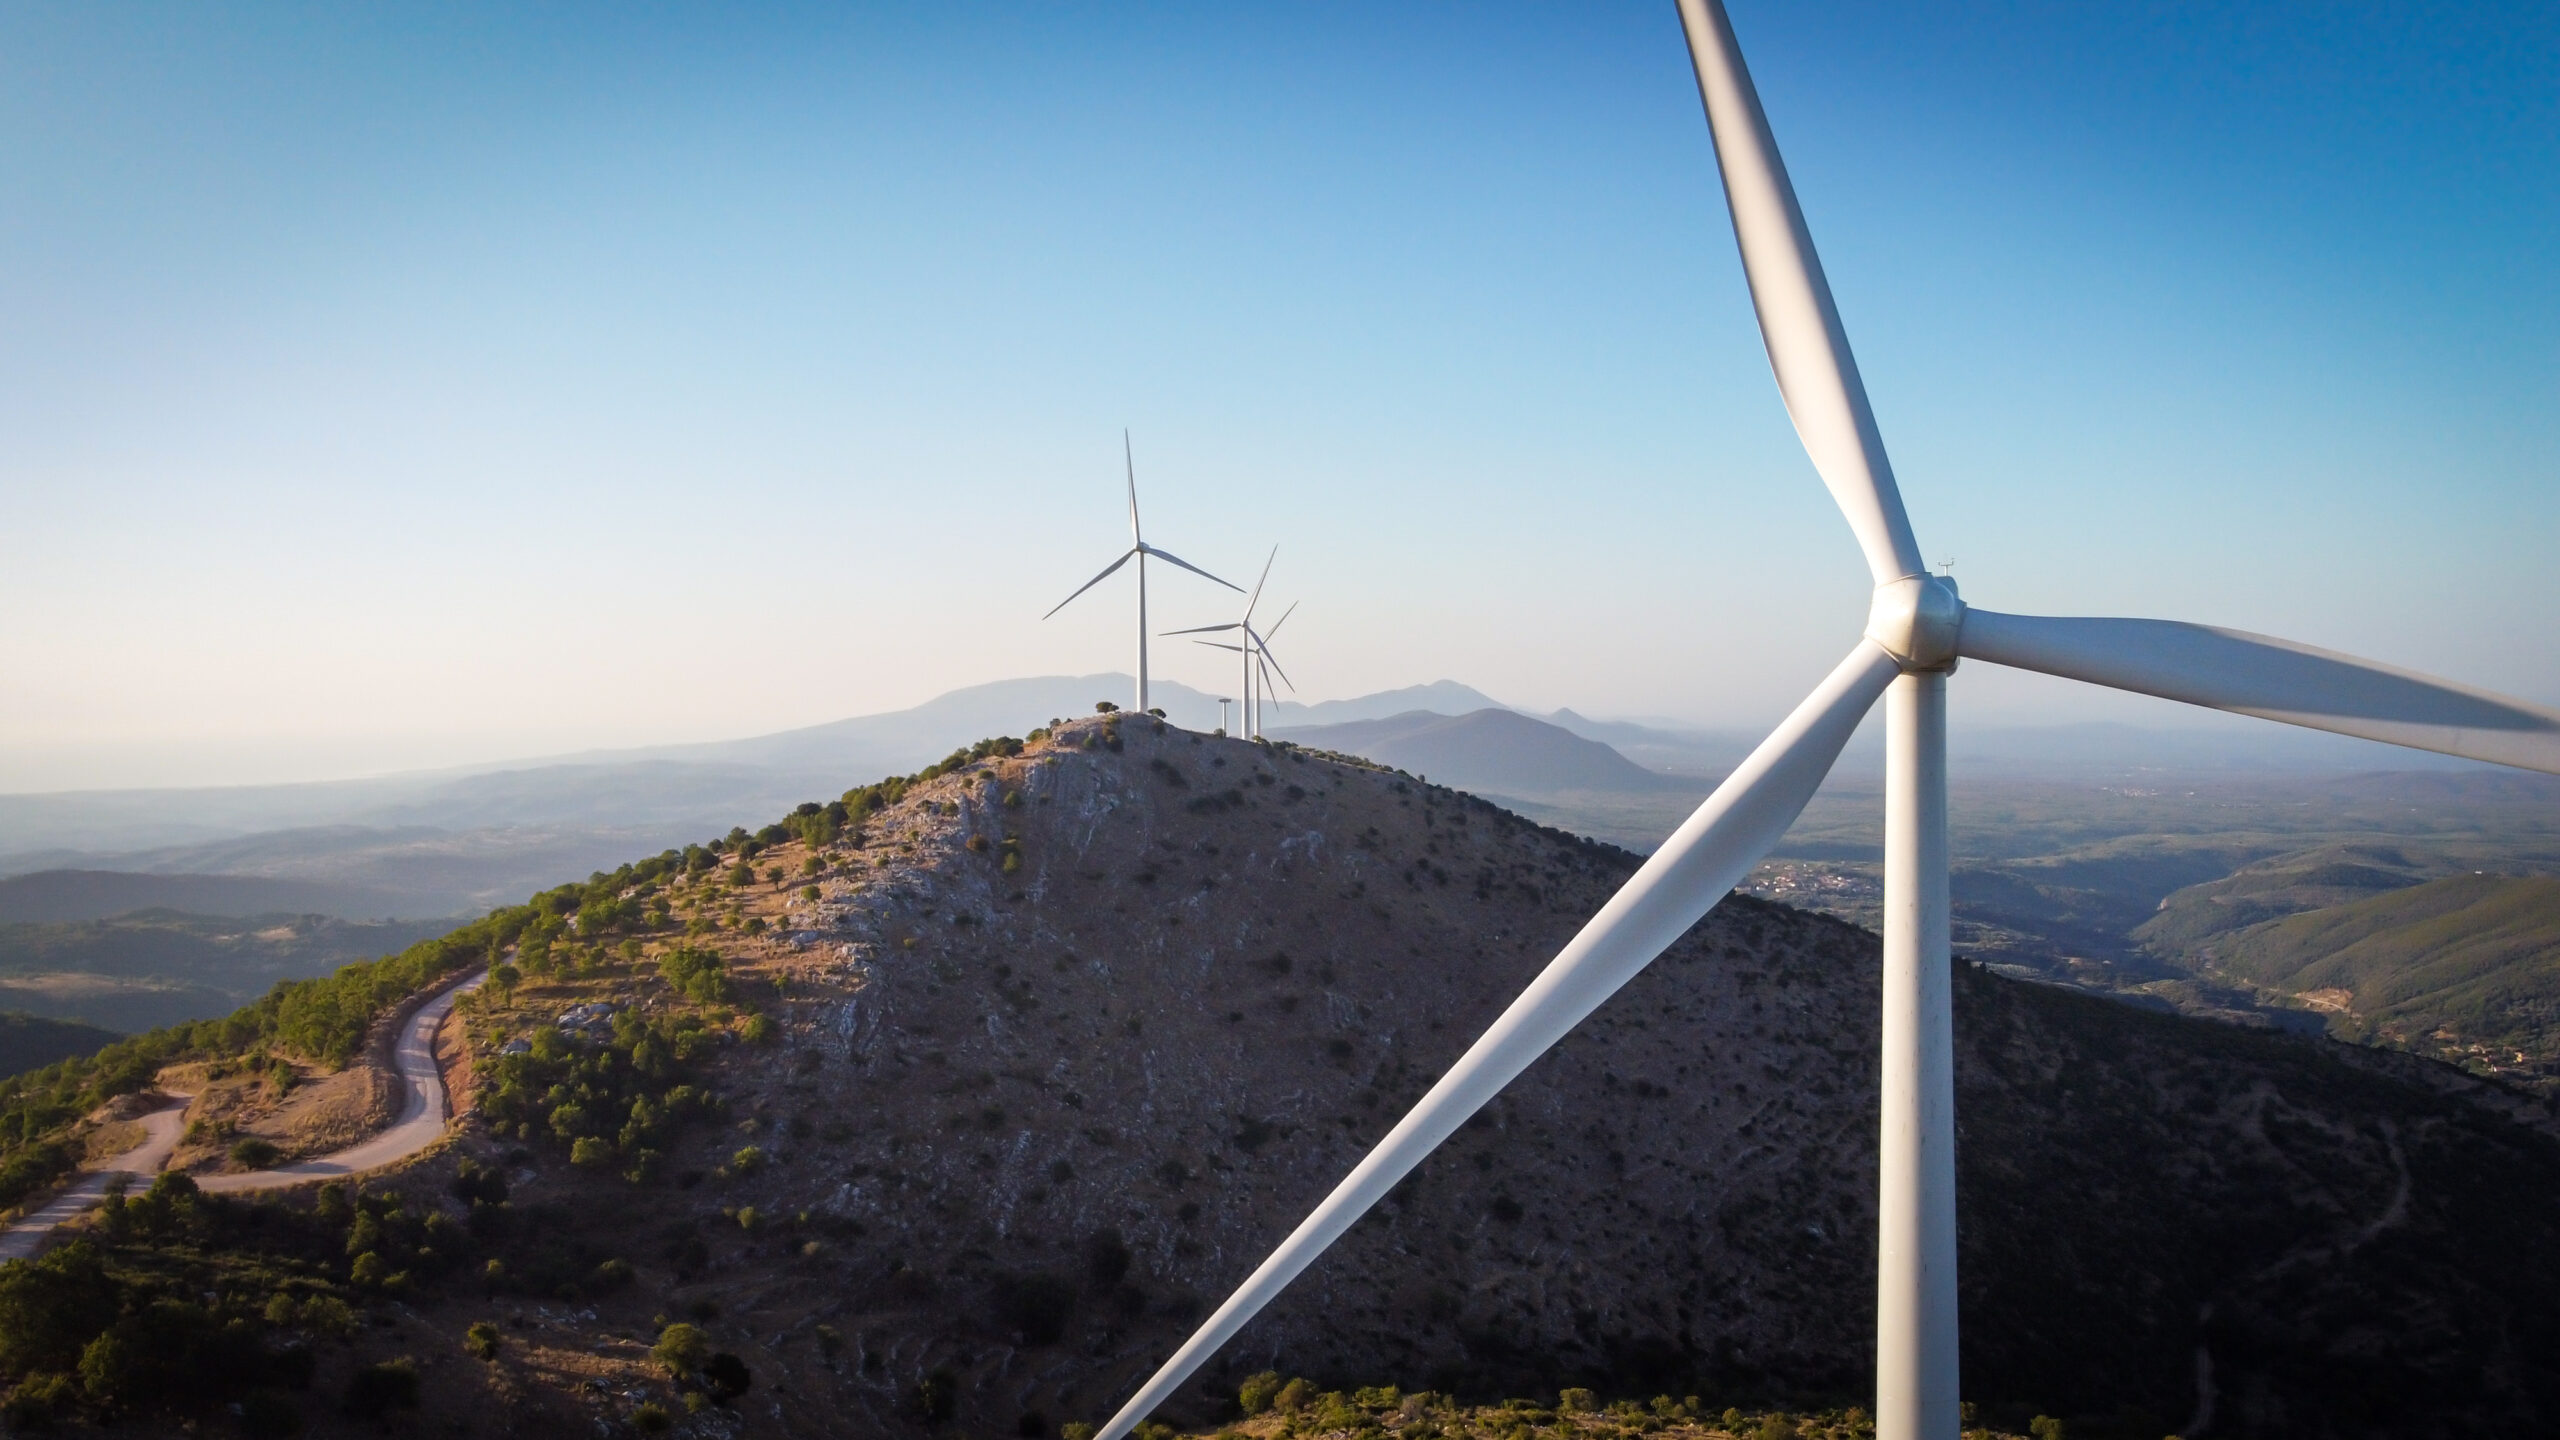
[1866,574,1964,672]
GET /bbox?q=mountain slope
[0,1013,119,1078]
[2189,873,2560,1082]
[2134,845,2434,960]
[408,718,2560,1439]
[1270,708,1682,796]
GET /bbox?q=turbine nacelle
[1866,573,1963,673]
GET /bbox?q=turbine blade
[1140,544,1242,593]
[1251,633,1294,692]
[1193,640,1245,653]
[1263,599,1299,641]
[1243,546,1276,625]
[1125,430,1142,545]
[1675,0,1925,586]
[1090,640,1901,1440]
[1258,652,1292,695]
[1041,548,1137,621]
[1958,609,2560,774]
[1160,622,1242,636]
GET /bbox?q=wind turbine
[1093,4,2560,1439]
[1167,551,1296,739]
[1043,432,1241,714]
[1200,606,1296,738]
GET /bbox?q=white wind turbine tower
[1094,3,2560,1439]
[1043,431,1241,714]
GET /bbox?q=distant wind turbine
[1166,551,1296,738]
[1093,4,2560,1439]
[1196,612,1294,738]
[1043,432,1241,714]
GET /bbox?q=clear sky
[4,1,2554,791]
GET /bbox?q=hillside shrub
[1239,1371,1283,1414]
[478,1012,720,1179]
[659,947,731,1004]
[651,1322,708,1381]
[228,1138,281,1169]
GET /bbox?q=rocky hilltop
[35,713,2558,1439]
[406,713,2551,1440]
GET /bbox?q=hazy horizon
[7,3,2553,793]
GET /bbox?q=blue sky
[3,1,2553,789]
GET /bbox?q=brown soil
[437,995,476,1120]
[79,1120,145,1164]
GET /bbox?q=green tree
[0,1242,118,1376]
[651,1323,709,1382]
[1239,1371,1284,1415]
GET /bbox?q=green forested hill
[2194,873,2560,1081]
[2132,844,2430,958]
[0,1013,120,1079]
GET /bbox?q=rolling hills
[2169,873,2560,1084]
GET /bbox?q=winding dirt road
[0,1103,189,1261]
[0,970,483,1259]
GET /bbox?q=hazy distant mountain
[0,869,413,925]
[0,825,706,921]
[1269,708,1685,797]
[0,676,1516,866]
[1540,707,1758,778]
[1264,680,1510,726]
[8,675,2502,927]
[0,677,1534,917]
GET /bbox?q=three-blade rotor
[1092,3,2560,1436]
[1042,437,1242,623]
